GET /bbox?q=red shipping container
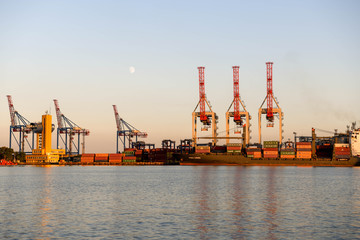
[82,154,95,157]
[263,148,278,151]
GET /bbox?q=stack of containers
[109,153,123,164]
[94,153,109,163]
[280,148,296,159]
[316,144,333,158]
[123,148,136,163]
[227,143,242,154]
[212,146,227,153]
[154,148,167,162]
[195,146,211,154]
[81,154,94,164]
[142,149,150,161]
[263,141,279,159]
[296,142,312,159]
[333,143,351,160]
[246,146,262,158]
[148,149,155,162]
[166,149,174,161]
[135,149,143,162]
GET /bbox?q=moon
[129,66,135,74]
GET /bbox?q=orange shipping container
[263,151,278,155]
[109,159,122,164]
[109,153,124,158]
[95,153,109,158]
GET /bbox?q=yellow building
[26,114,65,164]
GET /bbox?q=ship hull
[177,153,360,167]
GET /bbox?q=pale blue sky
[1,0,359,152]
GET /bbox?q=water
[1,166,360,239]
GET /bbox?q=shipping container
[263,155,278,159]
[82,154,95,157]
[334,143,350,148]
[227,143,242,147]
[109,159,122,164]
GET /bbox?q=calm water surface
[1,166,360,239]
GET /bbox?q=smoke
[300,84,357,122]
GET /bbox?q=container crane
[7,95,36,153]
[113,105,148,153]
[192,67,218,146]
[258,62,284,144]
[53,99,89,155]
[226,66,251,145]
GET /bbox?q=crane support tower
[192,66,218,146]
[7,95,36,153]
[53,100,90,155]
[113,105,148,153]
[226,66,251,145]
[258,62,284,144]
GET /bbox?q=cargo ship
[175,128,360,167]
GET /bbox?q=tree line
[0,147,26,162]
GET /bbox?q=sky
[0,0,359,153]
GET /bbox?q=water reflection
[232,167,246,237]
[264,167,278,240]
[1,166,360,239]
[38,166,55,238]
[196,166,211,239]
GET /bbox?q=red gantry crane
[258,62,283,144]
[192,67,218,146]
[226,66,251,145]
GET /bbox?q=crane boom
[112,105,122,132]
[53,99,64,129]
[7,95,16,126]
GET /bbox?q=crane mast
[266,62,274,121]
[192,67,218,146]
[233,66,241,123]
[225,66,251,145]
[258,62,284,144]
[198,67,209,124]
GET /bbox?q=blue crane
[113,105,147,153]
[54,99,89,155]
[7,95,36,153]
